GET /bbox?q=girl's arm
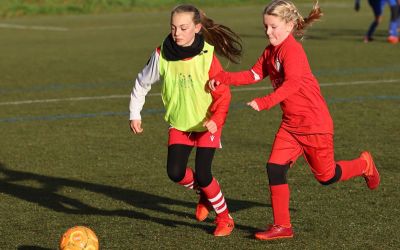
[212,48,269,86]
[129,48,161,121]
[129,48,161,133]
[208,84,231,129]
[253,45,304,111]
[204,55,232,133]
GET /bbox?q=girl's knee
[195,171,212,188]
[167,165,186,183]
[266,163,289,185]
[316,164,342,185]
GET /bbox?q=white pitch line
[0,23,69,31]
[0,22,161,32]
[0,92,160,106]
[0,79,398,106]
[230,78,400,92]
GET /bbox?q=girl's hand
[247,100,260,111]
[130,120,143,134]
[208,79,220,91]
[203,120,218,134]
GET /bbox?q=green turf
[0,1,399,249]
[0,0,269,17]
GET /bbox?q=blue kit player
[355,0,399,43]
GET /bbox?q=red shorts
[268,127,336,182]
[168,127,222,148]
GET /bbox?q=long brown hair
[171,4,242,64]
[263,0,323,38]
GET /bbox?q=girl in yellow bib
[129,4,242,237]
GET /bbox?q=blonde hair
[263,0,323,38]
[171,4,242,64]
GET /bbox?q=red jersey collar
[271,34,295,52]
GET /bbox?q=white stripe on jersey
[251,69,261,81]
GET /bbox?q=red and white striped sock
[178,168,196,190]
[201,178,229,217]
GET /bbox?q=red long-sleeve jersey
[213,34,333,135]
[208,54,231,128]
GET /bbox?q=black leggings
[167,144,215,188]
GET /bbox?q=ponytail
[295,1,323,37]
[171,4,242,64]
[264,0,323,39]
[199,12,242,64]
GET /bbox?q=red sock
[270,184,291,227]
[178,168,195,190]
[338,157,367,181]
[201,178,229,218]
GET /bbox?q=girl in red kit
[129,4,242,236]
[209,0,380,240]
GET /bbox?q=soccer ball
[59,226,99,250]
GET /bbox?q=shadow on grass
[0,162,271,234]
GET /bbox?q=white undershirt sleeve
[129,50,161,120]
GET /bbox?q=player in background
[209,0,380,240]
[129,4,242,237]
[355,0,399,43]
[398,0,400,32]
